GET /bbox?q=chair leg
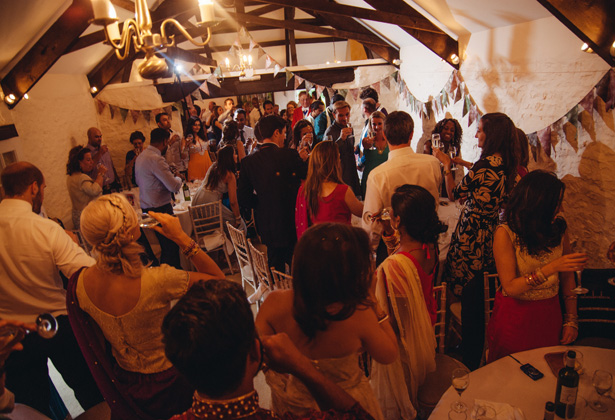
[224,248,234,274]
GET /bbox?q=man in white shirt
[362,111,442,251]
[156,112,186,176]
[0,162,103,417]
[234,108,254,144]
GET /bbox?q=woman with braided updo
[66,193,225,419]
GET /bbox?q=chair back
[483,272,501,330]
[433,282,447,354]
[226,221,256,291]
[189,201,233,273]
[248,239,272,291]
[270,268,293,290]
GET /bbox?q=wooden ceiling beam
[537,0,615,66]
[110,0,135,12]
[155,67,356,101]
[363,0,458,69]
[167,47,218,67]
[227,11,390,46]
[254,0,443,34]
[284,7,298,66]
[248,4,282,16]
[194,36,345,54]
[1,0,92,108]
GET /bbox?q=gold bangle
[564,295,578,300]
[186,246,200,259]
[563,321,578,330]
[535,268,547,283]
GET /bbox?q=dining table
[429,345,615,419]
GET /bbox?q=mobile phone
[520,363,544,381]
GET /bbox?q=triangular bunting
[249,38,256,52]
[200,82,210,96]
[326,87,335,100]
[294,75,304,90]
[350,88,359,102]
[210,72,221,87]
[606,68,615,111]
[130,110,140,124]
[192,89,202,101]
[142,110,151,123]
[463,96,470,117]
[233,36,241,48]
[450,74,459,95]
[424,102,432,120]
[382,77,390,90]
[566,105,580,126]
[119,107,128,123]
[273,64,281,78]
[316,85,325,99]
[372,81,380,95]
[454,87,462,104]
[164,106,173,115]
[265,55,272,69]
[109,104,116,119]
[468,105,478,127]
[257,47,266,60]
[95,99,106,115]
[305,80,313,93]
[286,70,293,86]
[537,126,552,157]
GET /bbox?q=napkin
[473,399,525,420]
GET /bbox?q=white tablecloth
[429,345,615,419]
[437,198,461,262]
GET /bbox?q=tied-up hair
[504,170,567,256]
[391,184,447,245]
[303,141,343,218]
[66,146,91,175]
[80,194,143,277]
[292,223,373,339]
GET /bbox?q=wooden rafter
[1,0,92,108]
[226,11,390,47]
[248,4,282,16]
[284,7,298,66]
[363,0,458,68]
[254,0,444,34]
[537,0,615,66]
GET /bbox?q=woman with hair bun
[371,184,447,419]
[67,194,224,419]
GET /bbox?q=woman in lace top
[486,171,587,362]
[183,116,213,181]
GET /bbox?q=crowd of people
[0,86,588,420]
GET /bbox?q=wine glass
[590,370,612,412]
[432,133,442,150]
[450,146,459,171]
[451,367,470,412]
[0,313,59,352]
[571,267,589,294]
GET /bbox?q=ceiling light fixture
[89,0,216,80]
[450,54,460,65]
[23,93,29,100]
[610,41,615,57]
[581,43,594,54]
[90,86,98,94]
[4,94,16,105]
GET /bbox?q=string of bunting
[95,100,174,124]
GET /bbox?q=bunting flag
[468,105,478,127]
[233,36,241,48]
[305,80,314,93]
[579,90,595,114]
[164,106,173,115]
[578,110,596,142]
[119,107,129,122]
[273,64,281,78]
[257,47,266,59]
[316,84,325,99]
[95,99,106,115]
[142,110,151,123]
[382,77,390,90]
[130,110,140,124]
[462,96,470,117]
[109,104,117,119]
[185,94,194,109]
[285,69,293,86]
[192,89,202,101]
[450,72,459,94]
[372,81,380,95]
[249,38,256,52]
[294,75,304,90]
[265,55,272,69]
[350,88,359,102]
[209,72,221,87]
[326,87,335,99]
[199,82,209,96]
[454,87,463,104]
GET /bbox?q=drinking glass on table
[590,370,612,412]
[451,367,470,413]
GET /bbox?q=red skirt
[486,292,562,363]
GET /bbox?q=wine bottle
[182,182,191,201]
[543,401,555,420]
[554,351,579,418]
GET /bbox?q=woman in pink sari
[487,171,587,362]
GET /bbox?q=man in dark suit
[238,115,308,271]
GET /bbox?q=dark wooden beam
[248,4,282,16]
[227,11,391,46]
[284,7,298,66]
[1,0,92,108]
[197,36,345,54]
[0,124,19,141]
[363,0,458,68]
[254,0,444,34]
[303,9,399,64]
[156,67,356,101]
[537,0,615,66]
[110,0,135,11]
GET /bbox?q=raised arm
[344,186,363,217]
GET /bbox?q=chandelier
[90,0,216,80]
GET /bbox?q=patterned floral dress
[445,155,508,296]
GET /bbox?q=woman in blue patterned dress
[433,112,519,369]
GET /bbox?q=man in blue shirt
[135,128,183,268]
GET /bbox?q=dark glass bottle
[182,182,191,201]
[554,351,579,418]
[543,401,555,420]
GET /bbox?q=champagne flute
[572,266,589,294]
[450,146,459,171]
[432,133,442,150]
[451,367,470,412]
[368,130,377,151]
[590,370,612,412]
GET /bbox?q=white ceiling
[0,0,554,79]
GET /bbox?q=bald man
[85,127,120,193]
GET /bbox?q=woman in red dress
[295,141,362,238]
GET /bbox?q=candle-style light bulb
[225,57,230,69]
[248,55,252,66]
[198,0,215,23]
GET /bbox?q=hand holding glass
[0,313,59,353]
